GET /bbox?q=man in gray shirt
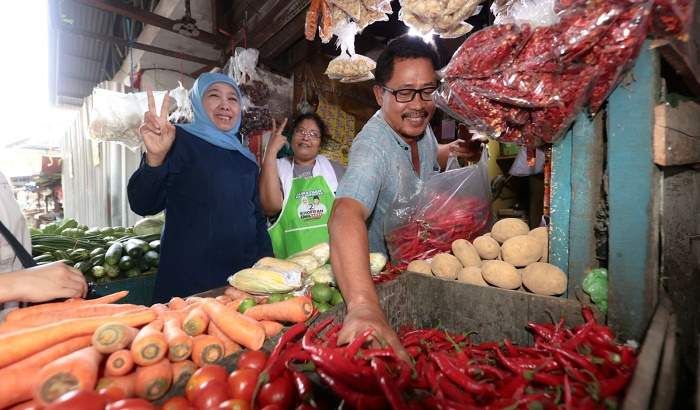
[329,35,472,359]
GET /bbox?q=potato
[491,218,530,243]
[407,259,432,276]
[501,235,542,267]
[473,235,500,260]
[522,262,567,296]
[451,239,481,267]
[430,253,462,280]
[456,266,488,286]
[529,227,549,263]
[481,260,521,289]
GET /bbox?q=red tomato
[185,365,228,402]
[257,375,294,409]
[105,398,156,410]
[218,399,251,410]
[260,406,283,410]
[295,405,316,410]
[9,401,42,410]
[236,350,268,371]
[97,386,127,403]
[161,395,194,410]
[227,368,259,402]
[192,379,230,409]
[46,390,107,410]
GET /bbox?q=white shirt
[0,171,31,317]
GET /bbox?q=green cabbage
[582,268,608,315]
[133,213,165,236]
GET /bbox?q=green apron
[268,175,335,258]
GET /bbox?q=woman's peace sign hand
[140,89,176,166]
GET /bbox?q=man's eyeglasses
[294,127,321,140]
[382,86,438,103]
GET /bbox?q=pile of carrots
[0,289,315,409]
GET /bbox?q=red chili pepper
[267,321,308,367]
[437,374,475,404]
[346,328,375,359]
[290,370,313,403]
[528,322,556,342]
[471,364,507,380]
[546,345,598,375]
[370,357,408,410]
[563,374,573,410]
[430,352,496,397]
[598,371,632,398]
[563,320,595,350]
[301,317,334,354]
[316,367,387,410]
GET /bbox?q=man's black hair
[375,35,441,86]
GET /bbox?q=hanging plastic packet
[648,0,692,39]
[168,82,193,124]
[399,0,482,38]
[331,0,391,31]
[324,20,376,82]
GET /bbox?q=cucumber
[118,255,135,270]
[33,254,54,263]
[74,261,91,274]
[138,258,150,272]
[91,266,106,278]
[144,251,160,267]
[90,247,106,257]
[124,239,146,258]
[125,268,141,278]
[105,243,123,265]
[84,227,101,236]
[149,240,161,252]
[69,248,89,260]
[89,254,105,266]
[52,250,71,261]
[103,236,117,242]
[104,264,120,279]
[99,227,114,235]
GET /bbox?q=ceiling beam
[60,26,221,66]
[69,0,225,47]
[190,65,215,78]
[249,0,309,50]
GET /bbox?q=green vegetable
[84,227,101,236]
[311,283,332,304]
[105,243,123,265]
[118,255,135,270]
[238,298,257,313]
[309,264,334,285]
[73,261,91,274]
[313,301,331,313]
[144,251,160,267]
[69,248,89,261]
[124,240,145,258]
[58,218,78,231]
[330,288,344,306]
[133,215,165,236]
[90,247,106,257]
[125,268,141,278]
[33,254,54,263]
[149,240,161,252]
[42,222,59,234]
[583,268,608,315]
[89,254,105,266]
[91,266,106,278]
[99,227,114,235]
[267,294,286,303]
[104,264,120,279]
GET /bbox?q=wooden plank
[607,42,661,341]
[549,125,573,287]
[249,0,310,49]
[653,101,700,166]
[69,0,225,46]
[622,297,671,410]
[568,113,604,295]
[658,0,700,94]
[259,9,307,60]
[652,312,678,410]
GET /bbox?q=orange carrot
[0,310,156,368]
[92,323,139,354]
[0,336,92,409]
[135,359,172,401]
[172,359,196,384]
[130,320,167,366]
[215,295,232,304]
[201,300,266,351]
[183,306,209,336]
[13,304,146,329]
[163,317,193,361]
[260,320,285,338]
[8,399,42,410]
[191,334,225,367]
[96,373,136,398]
[168,297,188,310]
[32,346,102,405]
[226,299,244,311]
[105,349,135,376]
[5,291,129,323]
[244,296,314,323]
[208,321,241,356]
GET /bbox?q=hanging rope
[125,18,135,89]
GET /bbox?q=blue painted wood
[568,114,604,295]
[549,125,573,290]
[607,43,660,341]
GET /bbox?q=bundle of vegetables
[0,289,315,408]
[385,196,491,268]
[31,218,162,283]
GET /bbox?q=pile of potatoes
[406,218,567,296]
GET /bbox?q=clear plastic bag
[509,146,545,176]
[168,83,193,124]
[88,88,176,151]
[331,0,390,31]
[649,0,692,39]
[384,150,492,266]
[399,0,480,38]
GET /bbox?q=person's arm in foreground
[259,119,288,216]
[0,262,87,303]
[328,198,409,361]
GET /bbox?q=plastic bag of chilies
[436,0,653,148]
[383,149,492,267]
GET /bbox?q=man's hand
[5,262,87,303]
[337,302,411,363]
[437,139,484,169]
[141,89,176,167]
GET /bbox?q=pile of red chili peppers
[260,307,637,409]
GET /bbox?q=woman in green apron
[259,113,345,258]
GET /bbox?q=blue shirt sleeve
[335,138,385,214]
[127,154,170,216]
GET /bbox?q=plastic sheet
[384,150,492,266]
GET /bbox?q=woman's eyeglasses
[294,128,321,140]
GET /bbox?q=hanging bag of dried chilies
[384,149,492,268]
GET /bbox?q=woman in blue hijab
[128,73,272,303]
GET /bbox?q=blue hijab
[178,73,257,164]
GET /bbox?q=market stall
[4,0,698,408]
